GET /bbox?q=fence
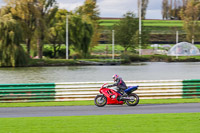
[0,79,200,102]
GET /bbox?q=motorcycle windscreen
[125,86,138,93]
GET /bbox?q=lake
[0,62,199,84]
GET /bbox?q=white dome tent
[167,42,200,56]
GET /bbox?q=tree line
[162,0,188,20]
[0,0,99,66]
[0,0,150,67]
[0,0,199,67]
[162,0,200,43]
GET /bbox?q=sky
[0,0,163,19]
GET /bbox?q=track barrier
[0,79,200,102]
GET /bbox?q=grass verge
[0,113,200,133]
[1,98,200,107]
[28,59,78,66]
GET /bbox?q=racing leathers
[109,77,127,95]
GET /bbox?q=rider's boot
[119,91,127,100]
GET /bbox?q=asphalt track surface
[0,103,199,118]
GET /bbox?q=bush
[120,53,149,62]
[148,55,172,62]
[28,59,77,66]
[57,48,68,59]
[43,48,53,58]
[70,52,83,59]
[43,45,68,59]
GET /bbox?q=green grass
[177,56,200,60]
[99,19,185,34]
[79,59,122,62]
[92,44,125,53]
[28,59,77,66]
[1,98,200,107]
[0,100,92,107]
[0,113,200,133]
[99,19,184,27]
[143,21,183,27]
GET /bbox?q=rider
[108,74,128,97]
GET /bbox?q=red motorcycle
[94,83,139,107]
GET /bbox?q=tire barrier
[0,79,200,102]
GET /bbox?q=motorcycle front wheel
[125,93,139,106]
[94,95,107,107]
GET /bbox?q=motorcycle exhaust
[121,97,130,100]
[121,96,135,101]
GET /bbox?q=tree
[114,12,148,53]
[0,13,28,67]
[48,9,68,58]
[162,0,169,20]
[81,21,93,57]
[6,0,38,56]
[131,27,149,51]
[69,15,93,58]
[76,0,100,50]
[180,0,200,42]
[141,0,149,19]
[138,0,149,19]
[35,0,58,59]
[76,0,100,21]
[162,0,188,20]
[4,0,58,58]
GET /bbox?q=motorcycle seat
[125,85,138,92]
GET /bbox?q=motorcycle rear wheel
[125,93,139,106]
[94,95,107,107]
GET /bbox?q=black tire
[125,93,139,106]
[94,95,107,107]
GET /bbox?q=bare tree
[162,0,169,19]
[180,0,200,42]
[138,0,149,19]
[141,0,149,19]
[182,0,188,7]
[162,0,188,20]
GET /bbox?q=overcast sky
[0,0,162,19]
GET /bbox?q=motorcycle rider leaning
[107,74,128,98]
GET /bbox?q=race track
[0,103,199,118]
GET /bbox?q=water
[0,62,200,84]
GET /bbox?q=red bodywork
[99,83,124,105]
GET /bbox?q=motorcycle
[94,83,139,107]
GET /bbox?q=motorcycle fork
[100,94,106,101]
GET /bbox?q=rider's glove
[107,85,112,88]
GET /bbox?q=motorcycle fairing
[100,88,123,105]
